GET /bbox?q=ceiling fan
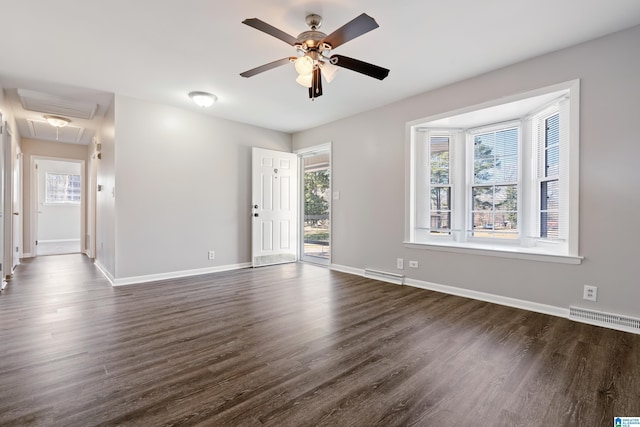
[240,13,390,100]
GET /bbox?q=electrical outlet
[208,251,215,260]
[396,258,404,270]
[409,261,419,268]
[583,285,597,301]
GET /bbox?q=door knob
[254,204,258,209]
[254,213,259,217]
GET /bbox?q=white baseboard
[330,263,364,277]
[404,277,569,319]
[94,260,115,286]
[331,263,568,320]
[105,262,253,287]
[22,253,35,258]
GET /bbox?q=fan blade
[308,68,323,99]
[240,58,293,78]
[331,55,390,80]
[321,13,379,49]
[242,18,299,46]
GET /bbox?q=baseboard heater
[363,268,404,285]
[569,306,640,333]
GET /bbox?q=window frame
[405,80,582,264]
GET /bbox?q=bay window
[406,80,581,263]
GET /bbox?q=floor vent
[569,306,640,334]
[363,269,404,285]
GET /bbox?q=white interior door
[252,147,298,267]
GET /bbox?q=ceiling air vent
[27,120,85,144]
[17,89,97,120]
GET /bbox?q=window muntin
[45,173,81,204]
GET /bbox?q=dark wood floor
[0,255,638,426]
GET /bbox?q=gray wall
[111,95,292,279]
[292,25,640,318]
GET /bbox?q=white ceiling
[1,0,640,140]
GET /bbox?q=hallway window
[45,173,81,204]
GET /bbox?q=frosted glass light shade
[44,115,70,127]
[320,62,339,83]
[296,73,313,88]
[294,56,314,76]
[189,91,217,108]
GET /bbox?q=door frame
[295,142,332,266]
[30,156,86,257]
[0,116,6,288]
[12,151,23,270]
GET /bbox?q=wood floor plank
[0,254,639,426]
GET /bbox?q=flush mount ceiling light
[189,91,217,108]
[44,115,70,127]
[43,115,71,140]
[240,13,390,101]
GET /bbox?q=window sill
[404,240,583,264]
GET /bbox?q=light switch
[333,191,340,200]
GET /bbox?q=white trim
[330,263,364,277]
[94,260,115,286]
[294,142,332,156]
[37,238,81,244]
[22,252,34,258]
[404,277,568,318]
[404,241,583,264]
[108,262,252,287]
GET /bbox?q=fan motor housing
[297,30,327,49]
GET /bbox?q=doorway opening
[299,144,331,265]
[33,158,83,256]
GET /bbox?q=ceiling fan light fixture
[320,62,339,83]
[294,56,314,76]
[189,91,217,108]
[296,73,313,88]
[44,115,70,128]
[240,12,390,100]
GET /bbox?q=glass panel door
[301,150,330,265]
